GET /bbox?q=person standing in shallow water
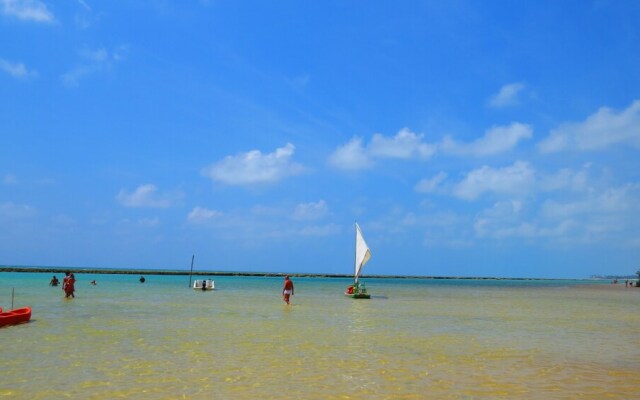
[282,276,294,305]
[63,272,76,298]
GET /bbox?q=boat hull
[193,279,215,290]
[345,281,371,299]
[0,306,32,328]
[345,292,371,299]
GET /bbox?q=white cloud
[368,128,436,160]
[1,0,55,23]
[0,201,36,218]
[488,82,525,108]
[138,217,160,227]
[476,220,575,239]
[472,183,640,243]
[0,59,37,79]
[76,0,90,11]
[539,165,589,192]
[116,184,174,208]
[202,143,305,186]
[286,74,310,90]
[415,172,447,193]
[538,189,638,244]
[61,46,127,87]
[81,48,109,62]
[626,237,640,248]
[330,123,532,172]
[541,184,639,219]
[51,214,76,226]
[454,161,536,200]
[473,200,522,238]
[329,128,435,171]
[539,100,640,153]
[187,206,223,224]
[473,200,575,239]
[3,173,17,184]
[298,223,340,236]
[292,200,328,221]
[74,0,101,29]
[441,123,532,156]
[328,137,372,171]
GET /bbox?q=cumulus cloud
[330,124,533,171]
[470,181,640,242]
[138,217,160,227]
[368,128,436,159]
[476,220,574,239]
[539,100,640,153]
[539,165,589,192]
[187,206,223,224]
[328,137,372,170]
[454,161,536,200]
[541,184,639,219]
[441,123,532,156]
[298,223,340,236]
[73,0,101,29]
[202,143,305,186]
[51,214,76,226]
[473,200,576,239]
[475,200,524,238]
[0,201,36,218]
[292,200,328,221]
[61,46,127,87]
[3,173,17,185]
[329,128,435,170]
[0,59,37,79]
[1,0,55,23]
[414,172,447,193]
[116,184,174,208]
[488,82,525,108]
[536,184,640,243]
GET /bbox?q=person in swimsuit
[67,273,76,298]
[282,276,294,305]
[63,272,76,298]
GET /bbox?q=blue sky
[1,1,639,278]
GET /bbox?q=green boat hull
[345,282,371,299]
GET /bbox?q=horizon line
[0,265,602,280]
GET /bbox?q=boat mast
[188,254,195,288]
[354,222,358,285]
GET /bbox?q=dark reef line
[0,265,559,280]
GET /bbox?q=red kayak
[0,306,32,328]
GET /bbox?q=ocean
[1,272,639,399]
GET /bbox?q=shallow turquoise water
[1,272,639,399]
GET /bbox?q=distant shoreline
[0,265,584,280]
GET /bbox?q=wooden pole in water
[188,255,195,288]
[11,287,15,310]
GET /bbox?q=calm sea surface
[1,272,639,399]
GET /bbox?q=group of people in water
[49,273,296,304]
[49,272,76,298]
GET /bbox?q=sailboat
[345,222,371,299]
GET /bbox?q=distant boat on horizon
[345,222,372,299]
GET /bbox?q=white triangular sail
[354,223,371,283]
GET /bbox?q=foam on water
[1,273,639,399]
